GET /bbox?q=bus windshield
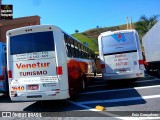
[102,32,137,55]
[10,31,54,55]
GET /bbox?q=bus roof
[7,25,94,53]
[99,29,137,37]
[6,25,59,34]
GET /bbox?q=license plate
[115,68,131,73]
[28,85,39,90]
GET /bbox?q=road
[0,72,160,119]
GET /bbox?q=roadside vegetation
[72,15,159,52]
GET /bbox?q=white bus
[98,30,145,80]
[6,25,96,101]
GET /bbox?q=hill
[72,24,129,52]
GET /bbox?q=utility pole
[126,17,129,30]
[130,17,132,29]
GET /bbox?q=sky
[2,0,160,34]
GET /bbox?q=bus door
[101,32,140,74]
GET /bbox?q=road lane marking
[66,100,95,110]
[67,95,160,118]
[66,100,121,117]
[80,85,160,95]
[67,99,160,119]
[76,94,160,104]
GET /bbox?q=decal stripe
[103,50,137,56]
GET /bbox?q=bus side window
[64,35,70,57]
[85,52,87,59]
[71,46,75,57]
[86,49,89,59]
[84,48,87,59]
[73,41,77,58]
[78,49,80,58]
[79,45,83,58]
[82,47,85,59]
[66,44,72,57]
[81,51,84,58]
[79,49,82,58]
[74,47,77,58]
[69,38,75,58]
[75,42,79,58]
[76,47,80,58]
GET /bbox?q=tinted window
[10,31,54,55]
[102,32,137,55]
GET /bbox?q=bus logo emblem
[112,33,126,42]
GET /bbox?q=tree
[135,15,159,40]
[75,29,79,33]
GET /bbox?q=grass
[71,23,139,52]
[72,33,98,52]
